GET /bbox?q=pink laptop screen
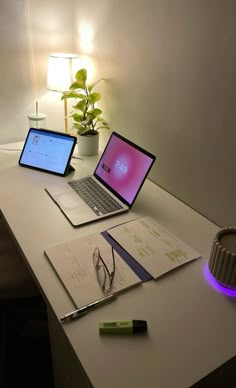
[94,132,155,206]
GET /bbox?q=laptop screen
[19,128,77,176]
[94,132,156,206]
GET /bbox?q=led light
[203,263,236,298]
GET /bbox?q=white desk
[0,143,235,388]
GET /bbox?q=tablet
[19,128,77,176]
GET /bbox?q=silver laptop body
[45,131,156,227]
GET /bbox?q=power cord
[0,147,22,151]
[72,156,84,161]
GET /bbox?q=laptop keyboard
[68,177,123,216]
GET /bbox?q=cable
[0,148,22,152]
[72,156,84,161]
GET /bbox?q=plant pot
[77,131,99,156]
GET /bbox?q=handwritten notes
[44,233,141,308]
[108,217,200,279]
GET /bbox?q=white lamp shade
[47,53,80,92]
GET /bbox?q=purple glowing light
[203,263,236,298]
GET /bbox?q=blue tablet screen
[19,128,76,175]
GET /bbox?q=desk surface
[0,143,235,388]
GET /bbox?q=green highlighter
[99,320,147,334]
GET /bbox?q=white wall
[0,0,235,226]
[0,0,76,140]
[0,0,32,142]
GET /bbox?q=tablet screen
[19,128,77,176]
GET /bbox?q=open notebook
[45,131,156,226]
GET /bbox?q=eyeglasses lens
[93,248,111,291]
[97,265,108,291]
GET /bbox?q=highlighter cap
[133,320,147,333]
[99,320,148,334]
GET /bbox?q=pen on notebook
[60,293,117,323]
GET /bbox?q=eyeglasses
[93,247,116,292]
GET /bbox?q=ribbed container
[208,227,236,289]
[77,132,99,156]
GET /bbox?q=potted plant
[61,68,110,156]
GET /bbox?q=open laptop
[45,131,156,226]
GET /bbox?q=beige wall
[0,0,235,226]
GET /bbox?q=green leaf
[82,114,93,126]
[72,113,83,123]
[88,78,104,92]
[72,97,88,109]
[69,82,85,91]
[88,92,101,104]
[61,91,84,100]
[75,68,87,89]
[88,108,102,118]
[75,94,88,100]
[72,123,86,135]
[72,123,85,130]
[95,125,110,131]
[96,117,108,125]
[72,100,87,112]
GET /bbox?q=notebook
[45,131,156,226]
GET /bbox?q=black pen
[60,293,117,323]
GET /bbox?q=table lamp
[47,53,79,132]
[208,227,236,289]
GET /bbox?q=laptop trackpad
[54,191,96,225]
[55,191,87,210]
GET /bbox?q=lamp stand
[64,98,68,133]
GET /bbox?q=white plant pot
[77,132,99,156]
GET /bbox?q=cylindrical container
[77,132,99,156]
[208,227,236,289]
[28,113,47,129]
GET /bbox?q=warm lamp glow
[47,53,80,132]
[79,22,94,53]
[47,53,79,92]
